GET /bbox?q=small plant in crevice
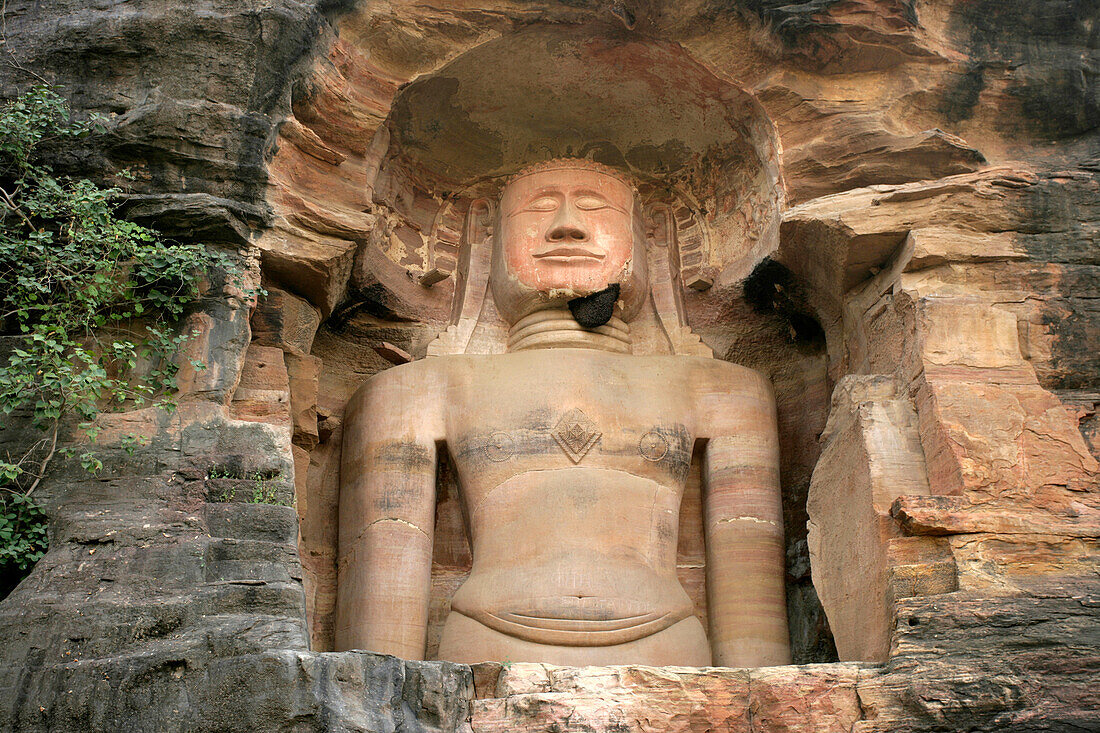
[0,85,249,594]
[206,466,292,507]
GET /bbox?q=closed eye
[574,195,609,210]
[523,196,559,212]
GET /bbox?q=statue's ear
[645,201,713,358]
[645,202,685,329]
[428,197,496,356]
[464,197,495,250]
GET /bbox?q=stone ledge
[2,592,1097,732]
[469,662,869,733]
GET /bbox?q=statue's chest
[446,354,696,483]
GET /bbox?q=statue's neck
[507,308,632,354]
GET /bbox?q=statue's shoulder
[680,355,772,398]
[352,357,452,403]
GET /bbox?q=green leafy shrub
[0,85,246,593]
[0,492,46,597]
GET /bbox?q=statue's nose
[546,205,589,242]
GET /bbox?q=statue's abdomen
[449,467,695,647]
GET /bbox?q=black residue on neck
[568,283,620,329]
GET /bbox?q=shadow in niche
[737,258,838,664]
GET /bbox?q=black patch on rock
[938,62,987,124]
[743,258,826,351]
[1018,173,1100,391]
[946,0,1100,139]
[568,284,620,329]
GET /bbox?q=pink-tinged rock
[748,664,863,733]
[255,224,357,319]
[780,123,985,205]
[885,536,957,602]
[913,374,1099,499]
[778,168,1039,312]
[291,37,401,157]
[230,344,291,428]
[285,353,321,450]
[807,375,929,663]
[902,296,1098,499]
[471,664,751,732]
[891,495,1100,538]
[948,532,1100,595]
[905,227,1025,270]
[279,117,346,167]
[292,444,309,500]
[471,663,874,733]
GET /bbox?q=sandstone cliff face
[0,1,1098,731]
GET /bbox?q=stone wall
[0,1,1097,731]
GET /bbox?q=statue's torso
[432,348,730,663]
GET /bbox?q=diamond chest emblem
[552,408,601,463]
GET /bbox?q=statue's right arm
[335,362,443,658]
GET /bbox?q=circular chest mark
[638,431,669,462]
[484,432,515,462]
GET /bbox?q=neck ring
[507,308,632,354]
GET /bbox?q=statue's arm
[699,366,790,667]
[336,363,442,658]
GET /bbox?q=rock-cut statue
[336,159,790,666]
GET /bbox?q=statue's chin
[526,270,616,297]
[492,257,644,327]
[502,286,611,324]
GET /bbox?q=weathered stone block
[285,352,322,449]
[250,286,322,356]
[885,536,957,601]
[472,664,751,733]
[748,664,862,733]
[807,375,930,663]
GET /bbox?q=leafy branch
[0,85,247,588]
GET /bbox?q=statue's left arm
[698,365,791,667]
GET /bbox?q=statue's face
[499,167,635,295]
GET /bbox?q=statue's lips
[532,246,605,261]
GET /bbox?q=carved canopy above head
[360,25,785,356]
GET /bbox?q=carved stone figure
[336,159,790,667]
